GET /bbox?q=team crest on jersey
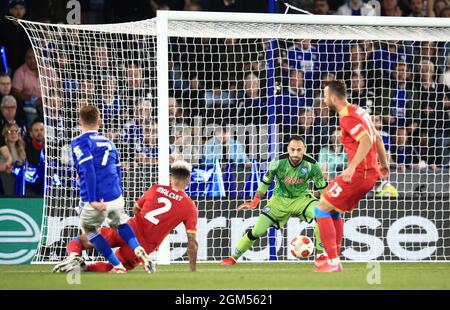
[263,206,271,213]
[73,146,83,160]
[301,167,308,175]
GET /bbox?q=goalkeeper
[221,135,329,267]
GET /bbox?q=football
[290,235,314,259]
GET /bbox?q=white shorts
[79,195,129,231]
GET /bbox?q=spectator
[181,72,205,126]
[286,39,320,90]
[45,90,67,146]
[168,97,182,126]
[337,0,377,15]
[0,95,27,139]
[0,122,25,195]
[315,71,336,100]
[122,62,152,117]
[342,43,368,83]
[408,0,426,16]
[348,72,376,114]
[440,6,450,16]
[119,99,152,168]
[200,126,251,167]
[171,124,200,164]
[204,80,235,109]
[433,0,448,16]
[0,129,12,193]
[382,62,419,134]
[313,0,332,14]
[0,73,25,122]
[418,60,450,166]
[285,107,322,157]
[0,0,30,74]
[372,114,393,163]
[318,129,347,181]
[381,0,404,15]
[25,119,44,165]
[391,127,424,171]
[413,130,438,171]
[100,76,124,141]
[11,48,42,126]
[367,41,412,89]
[237,72,265,125]
[277,69,313,126]
[136,120,158,166]
[439,55,450,89]
[313,98,338,147]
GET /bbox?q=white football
[290,235,314,259]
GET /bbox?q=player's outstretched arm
[375,133,390,180]
[238,160,277,210]
[187,232,198,272]
[237,191,263,210]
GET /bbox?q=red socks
[67,238,83,255]
[333,218,344,257]
[87,262,113,272]
[316,217,338,259]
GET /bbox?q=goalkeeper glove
[237,196,261,211]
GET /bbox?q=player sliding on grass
[66,105,151,274]
[221,135,329,267]
[53,160,198,273]
[314,80,389,273]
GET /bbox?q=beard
[289,156,302,165]
[326,100,338,113]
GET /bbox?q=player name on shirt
[156,186,184,202]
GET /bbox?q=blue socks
[118,223,140,250]
[315,207,332,219]
[331,212,341,220]
[88,232,121,267]
[315,207,341,219]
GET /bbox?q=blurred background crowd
[0,0,449,197]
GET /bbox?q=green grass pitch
[0,263,449,290]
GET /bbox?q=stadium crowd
[0,0,449,197]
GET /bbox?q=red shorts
[321,173,379,212]
[99,225,158,270]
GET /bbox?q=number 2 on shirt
[96,142,112,166]
[144,197,172,225]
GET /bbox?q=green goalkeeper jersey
[257,153,327,199]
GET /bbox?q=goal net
[16,12,450,263]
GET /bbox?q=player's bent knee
[317,199,334,212]
[247,230,260,241]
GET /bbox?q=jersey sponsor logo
[350,123,363,136]
[283,176,303,185]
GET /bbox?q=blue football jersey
[71,131,122,203]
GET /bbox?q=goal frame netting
[13,11,450,264]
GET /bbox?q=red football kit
[98,184,198,270]
[322,104,381,212]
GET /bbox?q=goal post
[14,11,450,264]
